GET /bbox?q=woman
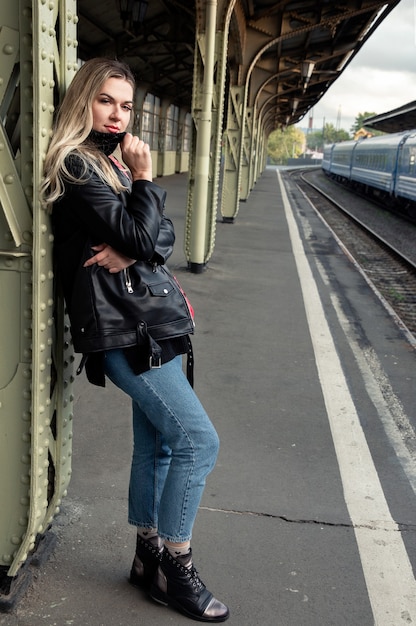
[41,57,229,623]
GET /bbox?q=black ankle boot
[150,548,229,622]
[129,534,163,591]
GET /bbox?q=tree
[305,124,349,151]
[350,112,384,137]
[267,126,305,164]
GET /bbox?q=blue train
[322,130,416,218]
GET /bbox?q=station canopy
[77,0,401,132]
[364,102,416,134]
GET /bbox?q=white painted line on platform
[277,170,416,625]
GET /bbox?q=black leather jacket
[52,153,194,359]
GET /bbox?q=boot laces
[169,553,205,591]
[186,564,204,591]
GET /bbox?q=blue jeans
[103,350,220,542]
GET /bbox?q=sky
[297,0,416,133]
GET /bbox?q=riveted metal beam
[0,0,77,591]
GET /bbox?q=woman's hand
[121,132,153,181]
[83,243,136,273]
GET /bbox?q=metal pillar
[185,0,218,273]
[240,106,254,200]
[0,0,77,606]
[220,84,245,222]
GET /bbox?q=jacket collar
[87,130,126,156]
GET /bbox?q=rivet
[3,44,14,55]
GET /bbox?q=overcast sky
[298,0,416,133]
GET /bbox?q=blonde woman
[42,58,229,623]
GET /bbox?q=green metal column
[184,0,218,273]
[240,106,253,200]
[251,106,265,189]
[0,0,77,600]
[248,106,259,192]
[220,84,245,222]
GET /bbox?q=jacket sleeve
[58,157,173,261]
[151,215,175,264]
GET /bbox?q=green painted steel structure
[0,0,77,587]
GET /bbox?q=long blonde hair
[41,58,135,210]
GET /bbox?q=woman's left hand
[83,243,136,273]
[121,133,153,181]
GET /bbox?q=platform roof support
[0,0,77,599]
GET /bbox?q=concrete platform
[2,166,416,626]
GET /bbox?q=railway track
[288,168,416,344]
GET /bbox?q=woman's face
[91,77,134,134]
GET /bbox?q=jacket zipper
[124,268,134,293]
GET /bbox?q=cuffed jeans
[103,350,220,542]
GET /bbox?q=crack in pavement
[200,506,416,532]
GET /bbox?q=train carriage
[322,143,334,172]
[327,140,357,180]
[322,130,416,218]
[395,131,416,202]
[350,132,410,194]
